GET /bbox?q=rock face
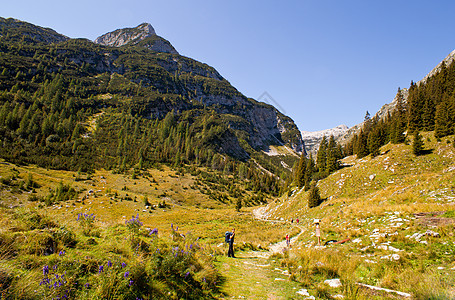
[301,125,349,156]
[94,23,178,54]
[94,23,156,47]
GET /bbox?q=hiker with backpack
[225,228,236,258]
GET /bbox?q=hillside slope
[259,132,455,299]
[0,18,303,183]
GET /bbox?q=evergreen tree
[325,135,338,173]
[391,88,407,143]
[412,130,424,156]
[304,155,315,191]
[235,198,242,212]
[434,99,452,138]
[316,136,328,173]
[308,182,321,208]
[355,130,369,158]
[294,152,307,188]
[367,127,381,157]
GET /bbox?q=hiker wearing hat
[314,219,321,246]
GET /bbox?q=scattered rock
[425,230,440,237]
[324,278,342,288]
[369,174,376,181]
[296,289,310,296]
[380,254,400,261]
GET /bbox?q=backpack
[225,232,231,243]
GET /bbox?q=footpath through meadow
[215,209,306,299]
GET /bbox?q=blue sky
[3,1,455,131]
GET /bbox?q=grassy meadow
[262,132,455,299]
[1,132,454,299]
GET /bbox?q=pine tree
[308,182,321,208]
[295,152,307,188]
[304,155,315,191]
[235,198,242,212]
[407,81,423,133]
[391,88,407,143]
[434,99,452,138]
[316,136,328,173]
[355,130,369,158]
[412,130,424,156]
[325,135,338,173]
[367,128,381,157]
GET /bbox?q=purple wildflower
[43,265,49,275]
[149,228,158,235]
[185,271,190,278]
[98,265,104,273]
[129,279,133,286]
[124,271,129,278]
[85,283,90,288]
[107,260,112,267]
[121,262,127,268]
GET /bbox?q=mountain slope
[339,48,455,145]
[260,133,455,298]
[0,17,303,197]
[0,17,68,44]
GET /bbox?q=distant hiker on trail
[296,218,299,224]
[285,234,290,248]
[314,219,321,246]
[227,228,235,258]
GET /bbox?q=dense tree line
[293,135,343,192]
[346,60,455,158]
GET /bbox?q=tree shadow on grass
[416,149,434,156]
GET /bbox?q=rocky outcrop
[94,23,178,54]
[301,125,349,156]
[420,49,455,84]
[94,23,156,47]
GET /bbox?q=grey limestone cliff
[94,23,178,54]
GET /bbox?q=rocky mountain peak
[94,22,178,54]
[94,23,157,47]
